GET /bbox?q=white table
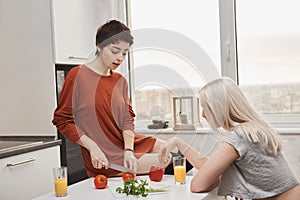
[33,175,223,200]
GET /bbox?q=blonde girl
[159,77,299,200]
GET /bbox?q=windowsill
[274,127,300,134]
[136,127,210,135]
[135,127,300,135]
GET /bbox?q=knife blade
[108,163,136,173]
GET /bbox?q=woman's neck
[86,58,111,76]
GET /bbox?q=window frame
[123,0,300,128]
[227,0,300,127]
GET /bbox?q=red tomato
[122,172,135,181]
[149,165,164,182]
[94,174,108,189]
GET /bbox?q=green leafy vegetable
[116,179,167,197]
[146,188,168,193]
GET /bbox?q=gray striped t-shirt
[218,131,299,199]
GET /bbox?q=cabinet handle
[68,56,88,60]
[6,158,36,167]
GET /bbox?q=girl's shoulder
[60,66,82,85]
[66,66,81,78]
[222,129,251,159]
[111,70,124,78]
[111,71,127,83]
[224,128,246,142]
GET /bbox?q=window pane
[130,0,221,128]
[236,0,300,114]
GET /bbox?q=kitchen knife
[108,163,136,173]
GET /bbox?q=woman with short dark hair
[53,20,169,177]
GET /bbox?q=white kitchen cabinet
[51,0,125,64]
[0,146,60,200]
[0,0,56,136]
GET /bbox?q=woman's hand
[158,137,189,163]
[158,137,179,163]
[122,130,137,171]
[89,144,109,169]
[78,135,109,169]
[124,150,138,172]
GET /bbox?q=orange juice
[54,178,67,196]
[174,166,186,183]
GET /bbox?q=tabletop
[33,175,223,200]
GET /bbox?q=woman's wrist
[124,148,134,153]
[78,135,97,151]
[123,130,134,153]
[175,137,189,154]
[124,148,135,158]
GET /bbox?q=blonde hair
[199,77,282,155]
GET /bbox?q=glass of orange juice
[173,157,186,184]
[53,167,68,197]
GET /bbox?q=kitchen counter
[33,175,223,200]
[0,136,61,159]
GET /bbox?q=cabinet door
[0,0,56,136]
[51,0,115,64]
[0,146,60,200]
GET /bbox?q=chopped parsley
[116,179,167,197]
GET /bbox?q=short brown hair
[95,20,134,50]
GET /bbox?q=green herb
[146,188,167,193]
[116,179,167,197]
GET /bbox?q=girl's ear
[95,47,101,56]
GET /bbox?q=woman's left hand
[124,150,138,172]
[158,137,178,164]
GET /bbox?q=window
[128,0,221,129]
[235,0,300,126]
[125,0,300,128]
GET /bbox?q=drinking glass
[173,157,186,184]
[53,166,68,197]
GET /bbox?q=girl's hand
[89,144,109,169]
[77,135,109,169]
[124,150,138,172]
[158,137,189,163]
[158,137,179,163]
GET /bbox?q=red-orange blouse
[52,65,156,177]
